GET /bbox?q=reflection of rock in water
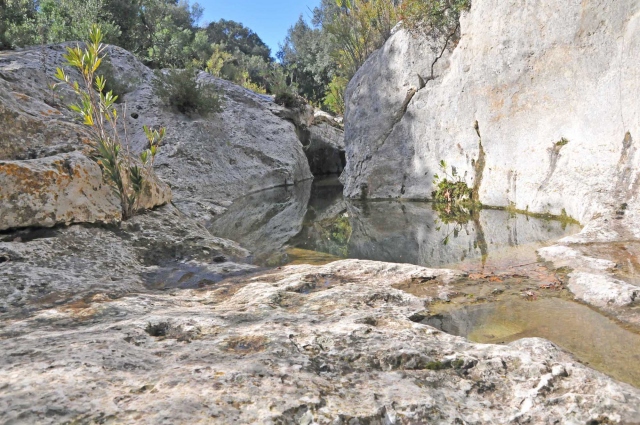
[208,181,312,265]
[424,298,640,389]
[287,178,351,258]
[423,304,496,339]
[346,202,580,269]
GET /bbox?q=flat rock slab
[1,260,639,424]
[0,204,253,319]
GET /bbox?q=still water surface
[210,177,640,388]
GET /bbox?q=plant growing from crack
[432,159,477,240]
[54,25,165,219]
[432,160,472,205]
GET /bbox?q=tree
[278,16,335,105]
[205,19,271,62]
[0,0,39,49]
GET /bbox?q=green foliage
[205,19,271,62]
[278,16,336,105]
[2,1,300,107]
[324,75,348,115]
[400,0,471,39]
[239,70,266,94]
[153,68,222,116]
[316,213,353,257]
[432,160,472,205]
[274,90,305,109]
[325,0,399,78]
[1,0,122,49]
[425,361,448,371]
[0,0,39,49]
[205,43,233,77]
[279,0,471,114]
[556,137,569,147]
[54,25,165,220]
[279,0,399,114]
[1,0,204,68]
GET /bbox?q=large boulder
[0,151,172,230]
[342,0,640,226]
[0,152,121,230]
[96,45,312,224]
[0,44,312,229]
[1,259,639,423]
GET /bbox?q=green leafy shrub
[323,75,348,115]
[239,70,267,94]
[54,25,165,220]
[400,0,471,39]
[432,160,472,204]
[153,68,222,116]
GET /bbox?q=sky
[198,0,322,57]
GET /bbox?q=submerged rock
[1,260,639,424]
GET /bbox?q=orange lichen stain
[12,92,30,101]
[0,162,72,195]
[59,299,98,320]
[222,335,268,354]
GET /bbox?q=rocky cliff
[0,44,313,229]
[342,0,640,227]
[2,25,640,424]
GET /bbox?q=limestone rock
[342,0,640,226]
[0,152,121,230]
[539,229,640,327]
[306,111,345,175]
[1,260,639,424]
[0,44,312,228]
[0,45,91,160]
[0,204,252,318]
[137,172,172,212]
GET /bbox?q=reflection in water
[288,178,580,270]
[210,177,640,388]
[424,298,640,388]
[208,180,312,265]
[210,177,580,269]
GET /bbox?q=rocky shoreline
[2,0,640,422]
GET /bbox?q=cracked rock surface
[0,204,253,320]
[342,0,640,227]
[1,260,640,424]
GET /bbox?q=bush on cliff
[54,25,165,220]
[400,0,471,40]
[153,68,222,116]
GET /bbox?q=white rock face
[342,0,640,225]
